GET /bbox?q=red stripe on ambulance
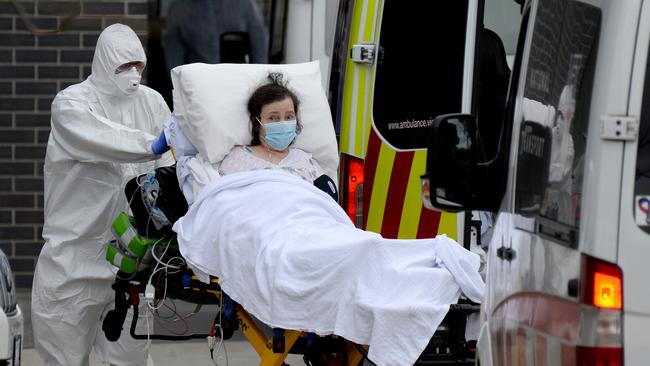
[380,151,414,238]
[417,205,440,238]
[362,129,381,229]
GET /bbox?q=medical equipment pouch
[106,212,170,275]
[124,165,188,239]
[106,240,140,274]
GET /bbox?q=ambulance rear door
[331,0,485,241]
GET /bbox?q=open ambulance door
[330,0,504,245]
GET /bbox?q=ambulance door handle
[496,246,516,261]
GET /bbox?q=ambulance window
[513,0,600,239]
[636,39,650,234]
[372,1,469,150]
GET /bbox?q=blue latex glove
[151,130,169,154]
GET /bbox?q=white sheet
[173,169,484,366]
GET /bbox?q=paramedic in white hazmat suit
[31,24,173,366]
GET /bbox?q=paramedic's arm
[151,96,175,168]
[50,95,159,163]
[245,0,269,63]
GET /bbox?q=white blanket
[173,169,484,366]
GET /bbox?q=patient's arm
[176,155,221,205]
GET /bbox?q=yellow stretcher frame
[192,279,364,366]
[237,309,364,366]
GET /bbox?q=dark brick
[0,17,12,30]
[0,66,35,79]
[0,226,33,240]
[0,130,34,143]
[0,34,35,47]
[0,1,35,15]
[0,162,33,175]
[38,1,80,15]
[61,17,102,31]
[37,97,53,111]
[15,81,57,95]
[36,225,42,239]
[15,16,57,31]
[8,257,35,271]
[36,193,43,207]
[82,33,99,47]
[15,210,42,224]
[14,177,43,191]
[15,49,57,63]
[0,114,11,127]
[0,98,34,111]
[38,65,79,79]
[0,146,9,159]
[60,49,94,63]
[14,241,41,256]
[37,34,79,47]
[128,3,149,15]
[15,274,33,288]
[84,2,124,15]
[37,130,50,143]
[104,17,148,32]
[82,65,91,78]
[15,114,50,127]
[0,210,10,224]
[138,34,148,47]
[0,194,34,207]
[0,242,11,256]
[59,81,76,90]
[0,82,11,95]
[14,146,45,160]
[0,50,11,63]
[0,179,10,191]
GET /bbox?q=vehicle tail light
[581,256,623,310]
[339,153,364,228]
[576,255,623,366]
[576,346,622,366]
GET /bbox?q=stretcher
[102,165,479,365]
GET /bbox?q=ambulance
[329,0,520,244]
[421,0,650,365]
[327,0,520,364]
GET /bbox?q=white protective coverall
[31,24,173,366]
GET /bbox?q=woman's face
[259,97,296,125]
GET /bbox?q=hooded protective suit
[32,24,173,366]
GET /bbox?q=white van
[422,0,650,364]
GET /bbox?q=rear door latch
[601,116,639,141]
[350,44,376,64]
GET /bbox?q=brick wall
[0,0,152,288]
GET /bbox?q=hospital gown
[219,146,323,182]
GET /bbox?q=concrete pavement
[18,290,306,365]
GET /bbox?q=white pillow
[170,61,339,183]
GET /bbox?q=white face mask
[114,66,141,95]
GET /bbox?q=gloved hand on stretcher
[152,130,169,154]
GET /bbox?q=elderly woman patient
[170,72,337,204]
[221,73,325,182]
[166,71,483,366]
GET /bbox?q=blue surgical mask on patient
[259,119,297,150]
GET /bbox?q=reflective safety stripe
[437,211,459,241]
[366,141,395,233]
[398,151,427,238]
